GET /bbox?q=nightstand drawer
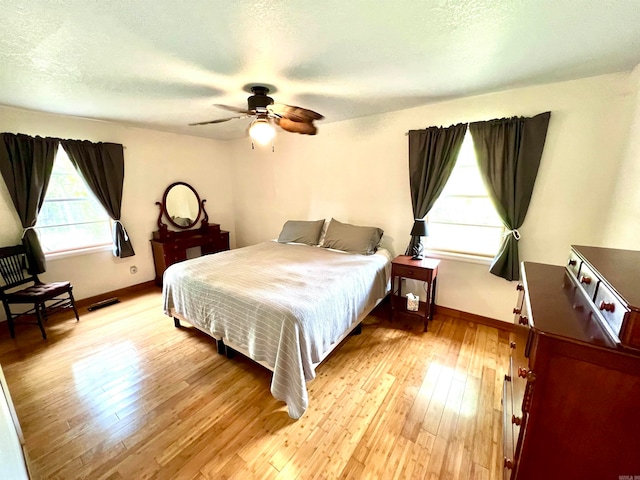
[392,263,434,282]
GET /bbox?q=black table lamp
[410,219,428,260]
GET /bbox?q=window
[424,131,504,257]
[36,149,112,254]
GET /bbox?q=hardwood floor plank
[472,366,497,469]
[337,457,365,479]
[401,360,443,442]
[437,378,466,440]
[0,286,512,480]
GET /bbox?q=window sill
[45,244,112,261]
[424,249,494,266]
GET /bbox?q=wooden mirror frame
[155,181,209,237]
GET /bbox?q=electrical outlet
[130,266,138,274]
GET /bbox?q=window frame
[422,131,505,261]
[35,149,113,256]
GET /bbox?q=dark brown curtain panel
[60,140,135,258]
[406,123,468,255]
[469,111,551,281]
[0,133,58,274]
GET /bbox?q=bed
[162,240,391,419]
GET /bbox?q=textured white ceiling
[1,0,640,140]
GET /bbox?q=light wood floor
[0,287,511,480]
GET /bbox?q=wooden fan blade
[214,104,253,114]
[189,115,249,126]
[276,117,318,135]
[268,104,324,122]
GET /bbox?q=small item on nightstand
[406,293,419,312]
[410,219,428,260]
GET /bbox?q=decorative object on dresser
[0,244,80,339]
[503,245,640,480]
[409,219,428,260]
[390,255,439,331]
[150,182,229,286]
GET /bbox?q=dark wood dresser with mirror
[151,182,229,286]
[503,245,640,479]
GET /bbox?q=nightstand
[390,255,440,331]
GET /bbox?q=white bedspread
[163,241,390,418]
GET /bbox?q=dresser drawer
[577,262,599,300]
[513,284,526,325]
[165,252,186,264]
[594,283,628,340]
[566,249,581,278]
[392,263,434,282]
[503,370,527,479]
[502,373,515,479]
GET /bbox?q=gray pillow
[277,219,325,245]
[321,218,384,255]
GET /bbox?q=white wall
[0,106,234,301]
[2,70,636,322]
[229,72,637,322]
[602,65,640,249]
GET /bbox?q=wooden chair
[0,245,79,339]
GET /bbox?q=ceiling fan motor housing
[248,86,274,112]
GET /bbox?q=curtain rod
[3,133,127,148]
[55,136,127,149]
[50,135,127,149]
[405,121,473,135]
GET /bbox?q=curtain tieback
[113,220,130,240]
[503,229,521,240]
[21,226,36,239]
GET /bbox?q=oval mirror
[163,182,201,229]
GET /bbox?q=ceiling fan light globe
[249,119,275,145]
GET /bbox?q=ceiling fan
[189,86,324,143]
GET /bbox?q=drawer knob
[504,458,514,470]
[510,341,517,349]
[568,259,577,266]
[518,367,537,383]
[513,307,521,315]
[516,284,524,291]
[580,275,592,285]
[511,415,522,426]
[599,301,615,313]
[518,315,529,326]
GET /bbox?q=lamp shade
[410,219,428,237]
[249,118,275,145]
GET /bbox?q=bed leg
[351,323,362,336]
[173,317,181,328]
[226,347,236,359]
[216,339,226,355]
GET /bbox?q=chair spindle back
[0,245,31,289]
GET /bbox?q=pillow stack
[277,218,383,255]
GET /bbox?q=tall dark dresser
[503,246,640,479]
